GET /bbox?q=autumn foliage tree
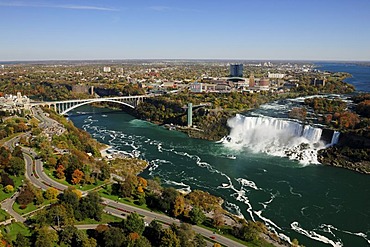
[71,169,84,185]
[333,111,360,129]
[55,165,65,179]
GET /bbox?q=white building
[103,67,111,73]
[268,72,286,79]
[0,92,30,111]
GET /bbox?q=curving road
[6,107,247,247]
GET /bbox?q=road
[3,107,247,247]
[0,192,26,223]
[28,155,246,246]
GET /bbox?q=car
[210,236,216,240]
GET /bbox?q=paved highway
[4,107,247,246]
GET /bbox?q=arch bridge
[31,95,151,115]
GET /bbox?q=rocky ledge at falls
[318,131,370,174]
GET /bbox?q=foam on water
[78,113,357,247]
[165,180,192,194]
[236,177,260,190]
[318,224,370,245]
[224,201,244,219]
[254,210,282,230]
[291,222,343,247]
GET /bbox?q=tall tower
[187,103,193,127]
[230,64,243,77]
[249,73,255,87]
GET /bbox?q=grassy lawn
[0,191,12,202]
[98,186,152,212]
[0,132,22,145]
[43,166,107,191]
[13,199,55,215]
[75,212,122,225]
[0,175,25,202]
[0,222,31,241]
[199,220,274,247]
[0,208,10,222]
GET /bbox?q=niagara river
[68,63,370,246]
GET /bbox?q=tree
[159,187,179,213]
[4,185,14,193]
[99,162,110,180]
[176,223,195,247]
[60,187,79,208]
[13,233,31,247]
[159,228,180,247]
[55,164,66,179]
[82,237,97,247]
[48,204,75,227]
[193,234,207,247]
[236,222,260,242]
[33,187,44,205]
[7,157,25,176]
[77,192,103,221]
[46,156,57,168]
[122,212,145,235]
[0,147,11,169]
[60,225,79,246]
[189,207,206,225]
[71,169,84,185]
[291,238,300,247]
[12,146,23,159]
[212,209,224,229]
[143,220,162,246]
[172,195,185,217]
[132,236,152,247]
[44,187,58,200]
[16,186,34,205]
[103,227,126,247]
[35,227,59,247]
[0,173,14,187]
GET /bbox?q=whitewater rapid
[69,108,369,247]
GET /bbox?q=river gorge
[67,63,370,247]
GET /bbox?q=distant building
[103,67,111,73]
[190,82,203,93]
[268,72,286,79]
[0,92,30,112]
[71,84,89,94]
[249,73,255,87]
[311,78,326,86]
[259,78,270,86]
[230,64,243,77]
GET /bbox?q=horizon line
[1,58,370,64]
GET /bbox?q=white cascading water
[224,114,326,165]
[330,131,340,146]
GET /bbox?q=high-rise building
[230,64,243,77]
[249,73,255,87]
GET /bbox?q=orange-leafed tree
[71,169,84,185]
[55,165,65,179]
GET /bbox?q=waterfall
[224,115,326,164]
[330,131,340,146]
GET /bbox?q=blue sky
[0,0,369,61]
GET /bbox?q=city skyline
[1,0,370,61]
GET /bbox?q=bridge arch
[60,99,135,115]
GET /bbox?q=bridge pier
[187,103,193,127]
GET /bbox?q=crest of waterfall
[224,114,326,165]
[330,131,340,146]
